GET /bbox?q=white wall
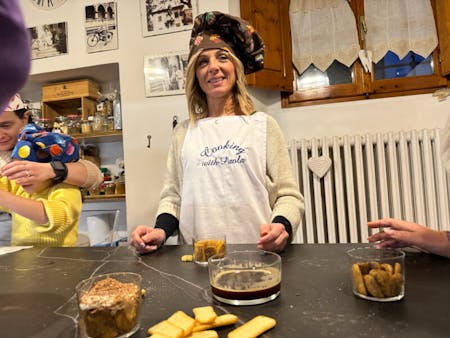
[249,88,449,140]
[19,0,449,237]
[19,0,234,236]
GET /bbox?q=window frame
[281,0,448,108]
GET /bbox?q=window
[281,0,448,107]
[374,51,434,80]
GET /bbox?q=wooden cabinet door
[435,0,450,76]
[240,0,294,92]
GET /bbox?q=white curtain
[289,0,360,74]
[364,0,438,63]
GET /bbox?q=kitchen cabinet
[240,0,294,92]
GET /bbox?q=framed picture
[144,51,189,97]
[140,0,197,37]
[28,22,68,60]
[85,2,118,53]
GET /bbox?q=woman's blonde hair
[185,49,255,124]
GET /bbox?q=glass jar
[115,180,125,194]
[92,112,104,132]
[55,115,68,134]
[81,119,92,134]
[104,182,116,195]
[37,117,52,131]
[67,114,81,134]
[106,116,115,130]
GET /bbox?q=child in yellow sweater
[0,124,82,246]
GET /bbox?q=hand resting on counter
[258,223,289,253]
[130,226,166,254]
[130,222,289,254]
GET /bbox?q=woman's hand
[1,160,54,185]
[368,218,450,258]
[258,223,289,253]
[368,218,431,249]
[130,225,166,254]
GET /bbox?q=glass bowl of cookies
[347,247,405,302]
[76,272,143,338]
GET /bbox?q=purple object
[0,0,31,112]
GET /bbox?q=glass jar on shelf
[55,115,68,134]
[104,182,116,195]
[81,119,92,134]
[92,112,104,132]
[67,114,81,134]
[37,117,52,131]
[106,116,115,131]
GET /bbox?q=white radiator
[289,129,449,244]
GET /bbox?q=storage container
[42,79,99,101]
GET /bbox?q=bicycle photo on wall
[85,1,118,53]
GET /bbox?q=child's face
[0,110,29,152]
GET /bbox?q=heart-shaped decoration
[307,156,332,178]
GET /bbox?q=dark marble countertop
[0,244,449,338]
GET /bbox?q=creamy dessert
[78,277,141,338]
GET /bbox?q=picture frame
[85,2,118,53]
[144,51,189,97]
[139,0,197,37]
[28,22,68,60]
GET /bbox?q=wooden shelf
[72,130,122,143]
[42,96,97,120]
[83,194,125,202]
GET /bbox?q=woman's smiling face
[195,49,236,100]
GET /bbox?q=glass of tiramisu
[76,272,143,338]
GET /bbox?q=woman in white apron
[131,11,304,254]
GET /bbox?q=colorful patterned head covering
[5,93,26,112]
[12,124,79,163]
[188,11,265,74]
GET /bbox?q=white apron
[179,112,272,244]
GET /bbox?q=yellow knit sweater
[0,178,82,246]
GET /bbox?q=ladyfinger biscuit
[391,272,404,296]
[192,314,238,332]
[167,310,196,336]
[380,263,394,274]
[227,315,276,338]
[148,320,184,338]
[357,262,371,275]
[352,263,367,295]
[181,255,193,262]
[370,268,392,297]
[186,330,219,338]
[369,261,381,270]
[363,274,384,298]
[193,306,218,324]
